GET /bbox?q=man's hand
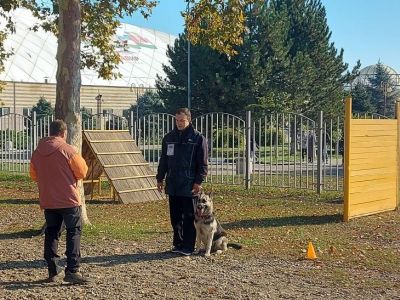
[157,181,164,193]
[192,183,201,194]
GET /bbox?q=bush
[212,127,244,148]
[254,126,285,146]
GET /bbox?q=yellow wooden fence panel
[344,97,399,221]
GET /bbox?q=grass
[0,171,399,282]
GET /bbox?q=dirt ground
[1,231,399,300]
[0,183,399,299]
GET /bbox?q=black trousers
[44,206,82,275]
[168,196,196,251]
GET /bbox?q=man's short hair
[50,119,67,136]
[175,108,191,120]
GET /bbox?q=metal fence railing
[0,110,344,192]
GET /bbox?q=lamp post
[380,81,390,116]
[130,83,146,121]
[95,94,103,129]
[186,0,191,109]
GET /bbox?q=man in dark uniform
[156,108,208,256]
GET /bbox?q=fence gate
[133,113,176,172]
[0,113,33,173]
[192,113,246,185]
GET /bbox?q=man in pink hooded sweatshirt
[30,119,88,284]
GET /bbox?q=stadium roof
[353,63,400,87]
[0,8,176,88]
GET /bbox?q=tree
[255,0,358,118]
[158,0,358,119]
[351,83,375,114]
[125,91,166,121]
[0,1,252,224]
[156,33,247,115]
[368,62,397,117]
[32,97,54,118]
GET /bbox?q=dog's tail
[227,243,242,250]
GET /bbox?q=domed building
[0,8,176,117]
[353,63,400,88]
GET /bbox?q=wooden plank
[352,119,396,125]
[350,167,397,177]
[350,160,396,170]
[84,130,130,132]
[349,182,396,196]
[119,187,159,194]
[351,135,395,142]
[350,147,396,155]
[349,174,397,184]
[348,189,396,205]
[349,179,396,190]
[351,123,397,131]
[348,198,397,219]
[350,155,395,165]
[96,151,142,155]
[90,139,133,143]
[349,140,396,148]
[111,174,156,181]
[351,131,396,138]
[104,163,149,167]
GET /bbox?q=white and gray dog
[193,191,241,257]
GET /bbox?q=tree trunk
[55,0,90,225]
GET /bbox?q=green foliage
[158,0,355,117]
[254,126,285,146]
[351,62,397,117]
[125,90,166,120]
[212,128,244,148]
[367,62,397,117]
[0,130,31,150]
[157,33,248,115]
[81,106,92,122]
[352,83,375,113]
[32,97,53,118]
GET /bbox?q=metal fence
[0,110,346,192]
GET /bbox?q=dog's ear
[207,191,213,199]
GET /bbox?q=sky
[123,0,400,73]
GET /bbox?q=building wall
[0,81,154,116]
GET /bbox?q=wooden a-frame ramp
[82,130,164,203]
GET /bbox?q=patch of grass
[0,173,399,280]
[0,171,36,191]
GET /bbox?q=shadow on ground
[0,198,38,205]
[0,250,178,273]
[223,213,342,230]
[0,229,42,240]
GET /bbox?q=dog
[193,191,241,257]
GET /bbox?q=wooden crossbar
[111,174,156,181]
[97,151,141,155]
[104,163,149,168]
[119,187,159,194]
[83,130,129,132]
[90,140,133,143]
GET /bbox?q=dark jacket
[156,124,208,197]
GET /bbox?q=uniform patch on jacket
[167,144,174,156]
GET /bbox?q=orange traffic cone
[306,242,317,260]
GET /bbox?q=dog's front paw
[204,252,211,257]
[193,250,200,255]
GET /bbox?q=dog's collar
[196,212,211,219]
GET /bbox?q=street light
[130,83,145,121]
[380,81,391,116]
[95,94,103,129]
[186,0,191,109]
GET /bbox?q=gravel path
[1,234,399,300]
